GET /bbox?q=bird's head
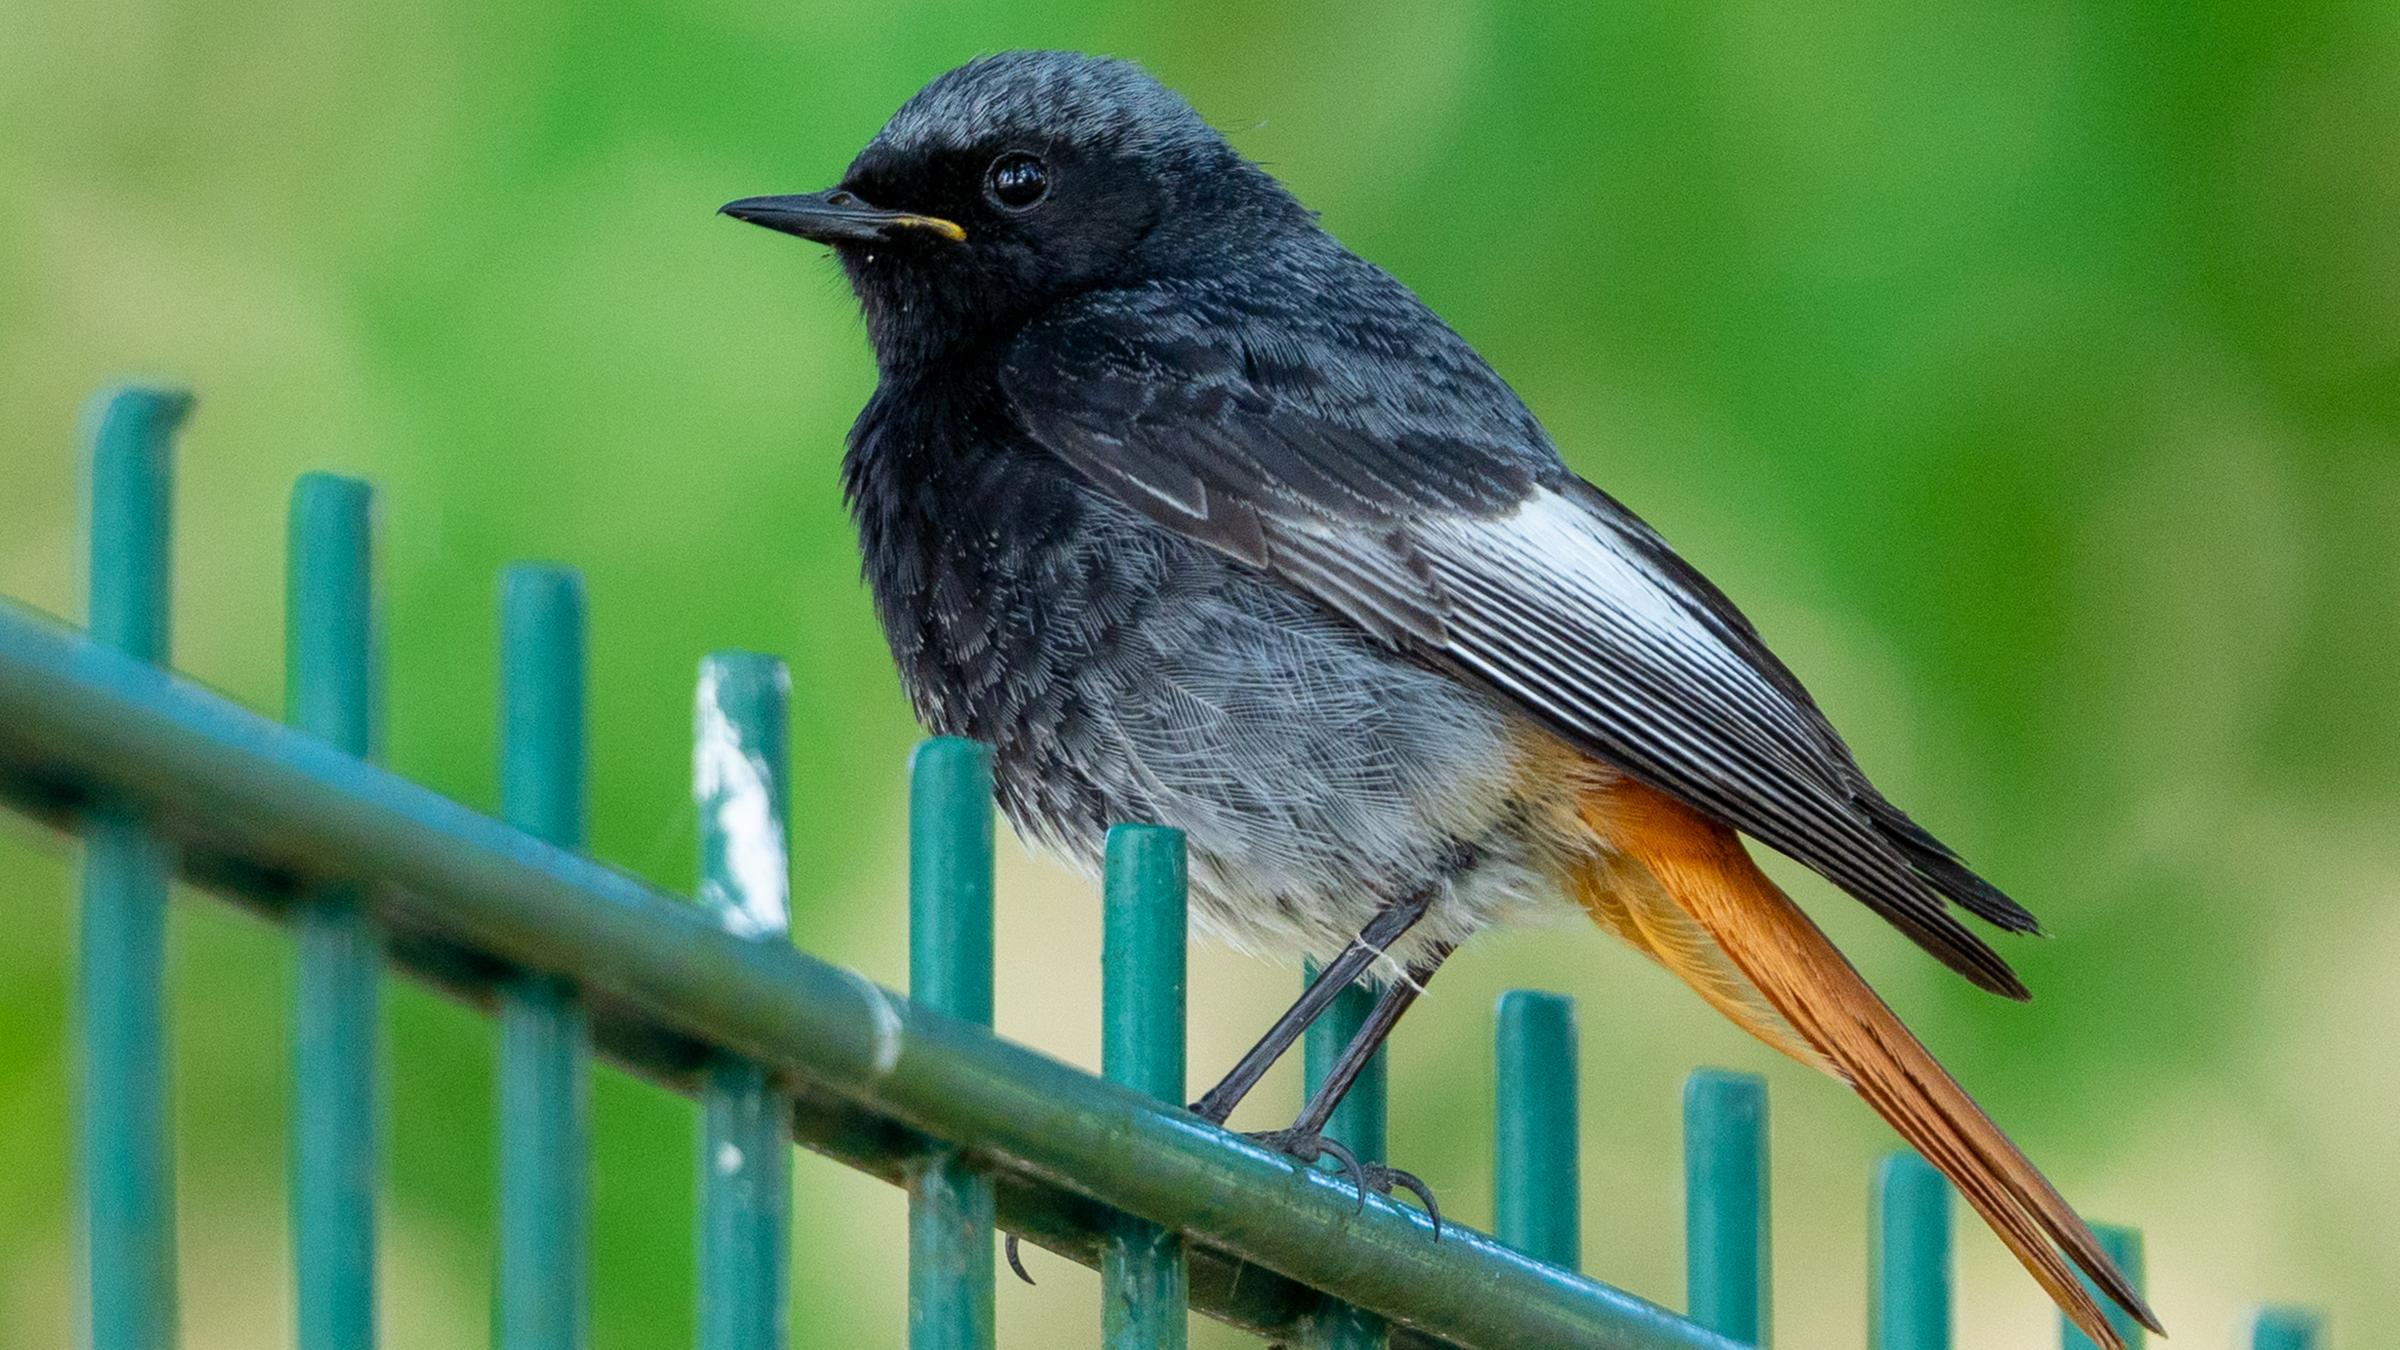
[723,51,1310,372]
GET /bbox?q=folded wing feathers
[1417,488,2033,996]
[1007,295,2042,989]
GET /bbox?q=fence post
[694,654,793,1350]
[496,565,590,1350]
[79,385,189,1350]
[1100,823,1188,1349]
[1869,1150,1949,1350]
[2249,1306,2321,1350]
[908,738,996,1350]
[2061,1226,2144,1350]
[1494,990,1579,1269]
[1297,970,1388,1348]
[1685,1068,1769,1345]
[287,474,381,1350]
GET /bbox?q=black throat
[840,356,1091,745]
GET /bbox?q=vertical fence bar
[1099,823,1188,1349]
[1869,1150,1949,1350]
[496,566,590,1350]
[1306,974,1387,1181]
[79,385,189,1350]
[1296,970,1387,1348]
[1685,1068,1769,1345]
[287,474,381,1350]
[907,738,995,1350]
[1494,990,1579,1269]
[2249,1306,2321,1350]
[694,654,793,1350]
[2060,1226,2143,1350]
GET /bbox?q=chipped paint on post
[695,659,792,939]
[693,653,795,1350]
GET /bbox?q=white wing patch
[1411,485,1892,871]
[1476,488,1706,632]
[1418,488,1799,747]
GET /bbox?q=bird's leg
[1188,884,1437,1125]
[1247,942,1453,1233]
[1009,890,1439,1286]
[1287,947,1447,1138]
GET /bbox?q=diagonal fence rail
[1,386,2329,1348]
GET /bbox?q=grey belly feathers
[843,386,1587,967]
[996,491,1579,965]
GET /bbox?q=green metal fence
[0,385,2328,1348]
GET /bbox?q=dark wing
[1000,277,2039,997]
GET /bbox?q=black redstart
[724,50,2159,1346]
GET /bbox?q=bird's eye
[985,152,1050,211]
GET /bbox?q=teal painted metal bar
[1100,823,1189,1349]
[0,612,1742,1350]
[1298,970,1389,1348]
[287,474,381,1350]
[2249,1306,2321,1350]
[78,385,188,1350]
[496,566,590,1350]
[1308,973,1387,1180]
[1868,1151,1948,1350]
[2060,1226,2142,1350]
[694,653,793,1350]
[907,738,997,1350]
[1685,1069,1769,1345]
[1494,990,1579,1269]
[85,389,184,664]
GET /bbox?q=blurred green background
[5,1,2396,1345]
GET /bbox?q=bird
[723,50,2162,1347]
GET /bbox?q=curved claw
[1314,1135,1370,1212]
[1003,1233,1036,1286]
[1241,1126,1442,1234]
[1375,1164,1443,1239]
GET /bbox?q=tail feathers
[1567,853,1833,1075]
[1591,781,2163,1350]
[1860,793,2045,935]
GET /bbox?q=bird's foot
[1006,1116,1444,1282]
[1243,1126,1443,1238]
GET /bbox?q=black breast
[841,366,1119,843]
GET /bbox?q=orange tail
[1581,777,2163,1349]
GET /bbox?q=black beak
[718,189,966,244]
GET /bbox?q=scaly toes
[1239,1127,1438,1234]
